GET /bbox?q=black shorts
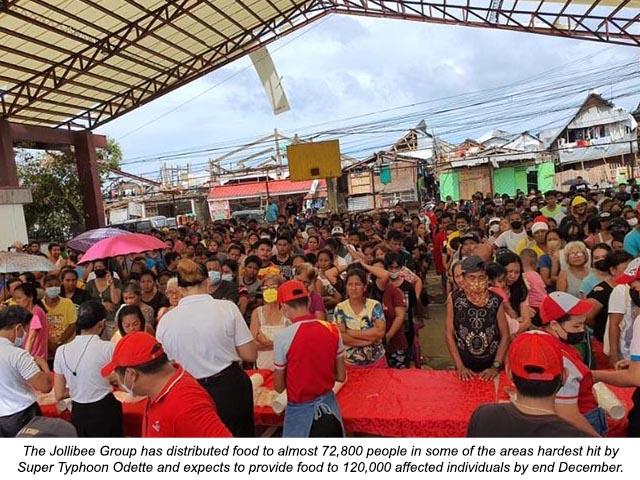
[71,393,123,438]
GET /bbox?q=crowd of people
[3,182,640,438]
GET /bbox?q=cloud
[101,14,640,174]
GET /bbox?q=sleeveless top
[256,306,288,370]
[565,268,586,298]
[452,290,503,372]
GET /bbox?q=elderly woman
[334,268,387,368]
[157,277,182,321]
[249,275,289,370]
[557,241,591,298]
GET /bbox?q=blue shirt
[624,229,640,256]
[265,203,279,223]
[579,273,602,297]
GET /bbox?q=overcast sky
[100,15,640,178]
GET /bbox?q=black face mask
[94,269,107,279]
[593,260,609,272]
[561,330,586,345]
[511,221,523,230]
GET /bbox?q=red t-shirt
[556,342,598,414]
[144,366,231,437]
[433,230,447,274]
[274,314,343,404]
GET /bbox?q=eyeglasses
[569,251,585,257]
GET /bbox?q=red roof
[208,179,326,200]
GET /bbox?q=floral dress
[334,298,385,366]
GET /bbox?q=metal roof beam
[0,0,206,119]
[60,0,329,129]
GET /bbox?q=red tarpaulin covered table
[41,368,635,437]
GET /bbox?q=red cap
[101,332,165,377]
[615,257,640,285]
[533,215,549,225]
[277,280,308,304]
[508,331,563,381]
[539,292,592,325]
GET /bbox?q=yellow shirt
[514,238,545,258]
[44,297,77,347]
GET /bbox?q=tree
[17,139,122,240]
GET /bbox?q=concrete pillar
[0,188,32,248]
[75,131,105,229]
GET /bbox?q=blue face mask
[208,270,221,285]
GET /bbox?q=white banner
[4,437,633,479]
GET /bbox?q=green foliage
[17,139,122,240]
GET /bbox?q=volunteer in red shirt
[274,280,346,437]
[101,332,230,438]
[538,292,603,436]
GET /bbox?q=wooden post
[0,119,18,187]
[75,131,105,229]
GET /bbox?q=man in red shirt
[274,280,346,437]
[101,332,230,438]
[538,292,602,437]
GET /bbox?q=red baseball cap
[539,292,592,325]
[277,280,308,304]
[615,257,640,285]
[508,331,563,381]
[101,332,165,377]
[533,215,549,225]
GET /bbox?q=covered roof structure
[1,0,639,131]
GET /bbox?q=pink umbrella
[79,233,168,264]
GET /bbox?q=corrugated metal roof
[0,0,325,129]
[208,178,326,200]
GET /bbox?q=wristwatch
[492,361,503,370]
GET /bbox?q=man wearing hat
[457,231,480,261]
[559,195,588,230]
[273,280,346,437]
[101,332,231,437]
[467,331,588,437]
[537,292,602,436]
[494,211,528,253]
[515,221,548,257]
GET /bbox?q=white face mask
[530,205,539,212]
[14,326,24,347]
[121,370,137,400]
[490,224,500,234]
[628,218,638,227]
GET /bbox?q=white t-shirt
[157,294,254,379]
[494,230,528,252]
[606,284,638,359]
[0,337,40,416]
[53,334,115,404]
[630,315,640,363]
[555,355,582,405]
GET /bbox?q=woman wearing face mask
[206,258,239,303]
[42,274,77,358]
[486,218,502,246]
[537,292,603,437]
[250,275,289,370]
[53,301,122,437]
[0,307,52,437]
[586,251,632,343]
[85,260,122,338]
[496,251,531,336]
[578,244,612,298]
[156,259,257,437]
[13,283,49,359]
[445,256,509,381]
[557,241,591,298]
